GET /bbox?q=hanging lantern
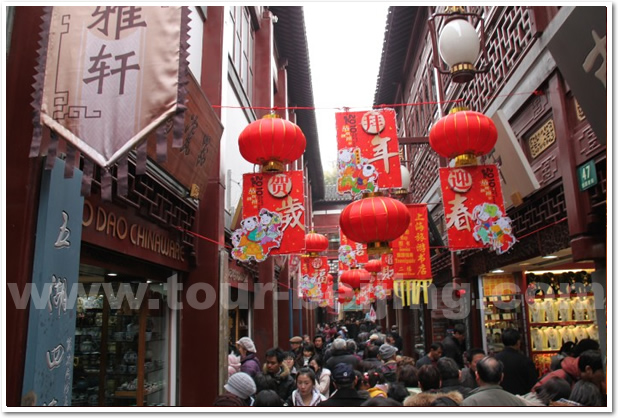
[365,259,382,274]
[339,192,410,255]
[238,114,307,172]
[337,283,354,304]
[305,232,329,256]
[339,268,370,290]
[428,109,498,166]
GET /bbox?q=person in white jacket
[285,367,326,406]
[309,355,331,398]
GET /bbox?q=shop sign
[440,165,516,254]
[81,196,190,272]
[577,159,598,191]
[335,109,402,197]
[391,204,432,279]
[338,231,368,273]
[232,171,305,262]
[21,158,84,406]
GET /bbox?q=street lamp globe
[438,18,481,83]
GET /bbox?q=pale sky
[303,3,390,174]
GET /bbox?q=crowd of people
[215,321,606,407]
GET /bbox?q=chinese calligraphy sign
[390,204,432,279]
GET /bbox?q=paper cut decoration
[231,208,283,262]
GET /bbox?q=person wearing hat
[236,336,261,378]
[289,336,303,357]
[319,363,366,406]
[378,343,399,383]
[441,323,467,369]
[213,372,256,406]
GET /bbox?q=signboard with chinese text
[300,256,329,302]
[440,165,516,254]
[32,6,191,168]
[338,231,368,272]
[577,159,598,191]
[21,158,84,406]
[335,109,402,197]
[232,171,305,262]
[390,204,432,279]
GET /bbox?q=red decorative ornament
[339,193,410,255]
[428,109,498,166]
[339,268,370,290]
[305,232,329,256]
[337,283,354,304]
[365,259,382,274]
[238,114,307,172]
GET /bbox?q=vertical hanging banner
[300,256,329,302]
[440,165,516,254]
[338,231,368,272]
[31,6,191,170]
[335,109,402,197]
[232,171,305,262]
[391,204,432,279]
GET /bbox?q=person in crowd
[494,328,538,395]
[297,343,315,369]
[397,364,421,395]
[319,363,367,406]
[228,353,241,378]
[387,382,410,403]
[309,354,331,398]
[374,325,386,341]
[533,348,604,392]
[360,344,382,372]
[282,351,298,381]
[338,325,348,339]
[460,348,485,389]
[378,343,398,382]
[213,372,256,407]
[441,324,467,368]
[365,369,388,398]
[253,389,284,407]
[462,357,527,406]
[361,396,403,406]
[567,380,603,407]
[550,341,575,371]
[403,389,463,407]
[254,372,277,393]
[236,337,261,378]
[285,367,326,406]
[397,356,416,368]
[435,357,471,397]
[259,347,296,403]
[289,336,303,357]
[415,342,443,369]
[517,376,572,406]
[428,394,463,406]
[303,334,312,344]
[346,339,362,362]
[386,331,404,353]
[326,337,360,371]
[417,364,441,392]
[313,335,325,357]
[354,370,371,399]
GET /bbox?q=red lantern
[238,114,307,172]
[327,273,334,284]
[305,232,329,256]
[428,109,497,166]
[339,268,370,290]
[365,259,382,274]
[337,283,354,304]
[339,193,410,255]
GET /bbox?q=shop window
[230,6,255,102]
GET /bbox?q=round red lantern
[238,114,307,172]
[337,283,354,304]
[365,259,382,274]
[339,268,370,290]
[428,109,497,166]
[339,193,410,255]
[305,232,329,256]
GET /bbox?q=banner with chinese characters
[300,256,329,302]
[335,109,402,197]
[390,204,432,279]
[231,171,305,262]
[338,231,368,272]
[31,6,191,170]
[380,253,395,297]
[439,165,516,254]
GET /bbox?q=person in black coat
[326,338,360,371]
[494,328,538,395]
[319,363,366,407]
[441,324,466,369]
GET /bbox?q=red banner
[391,204,432,279]
[338,231,368,273]
[300,256,330,302]
[232,171,305,262]
[440,165,516,253]
[335,109,401,197]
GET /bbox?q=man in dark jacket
[258,347,295,403]
[494,328,538,395]
[319,363,366,406]
[326,338,360,371]
[441,324,466,368]
[435,357,471,397]
[360,344,382,372]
